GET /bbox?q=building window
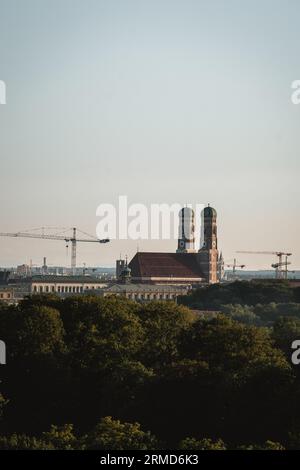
[39,286,43,293]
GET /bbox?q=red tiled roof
[128,252,204,279]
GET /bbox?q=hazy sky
[0,0,299,269]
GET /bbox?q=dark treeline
[178,280,300,309]
[0,286,300,450]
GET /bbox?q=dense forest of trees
[0,281,300,450]
[178,280,300,309]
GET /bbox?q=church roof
[128,252,205,280]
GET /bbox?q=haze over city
[0,0,299,269]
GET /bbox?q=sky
[0,0,299,270]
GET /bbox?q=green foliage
[179,280,295,309]
[16,305,66,357]
[0,423,287,450]
[179,437,226,450]
[255,303,300,325]
[85,416,157,450]
[136,301,195,367]
[0,292,299,449]
[273,316,300,356]
[220,304,260,325]
[42,424,79,450]
[181,314,291,381]
[219,302,300,327]
[60,296,144,369]
[0,434,53,450]
[237,440,285,450]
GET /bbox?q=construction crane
[0,227,109,274]
[271,260,291,279]
[236,251,292,280]
[226,258,246,276]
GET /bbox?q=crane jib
[0,230,110,271]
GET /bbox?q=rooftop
[103,283,189,293]
[10,275,106,284]
[129,252,204,280]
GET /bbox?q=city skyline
[0,0,299,269]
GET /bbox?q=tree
[58,296,143,370]
[237,440,285,450]
[0,434,53,450]
[85,416,158,450]
[136,301,195,368]
[181,315,291,381]
[179,281,294,309]
[12,305,66,358]
[273,316,300,357]
[42,424,79,450]
[179,437,226,450]
[220,304,259,325]
[0,294,299,448]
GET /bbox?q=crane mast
[226,258,246,274]
[71,227,76,275]
[236,251,292,279]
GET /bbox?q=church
[124,205,223,285]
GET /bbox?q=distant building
[10,275,108,297]
[101,283,188,302]
[16,264,31,277]
[0,271,10,285]
[128,205,220,285]
[116,259,126,279]
[0,287,14,304]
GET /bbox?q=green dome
[203,205,217,218]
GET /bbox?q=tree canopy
[0,287,299,449]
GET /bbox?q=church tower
[197,204,219,283]
[176,207,196,253]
